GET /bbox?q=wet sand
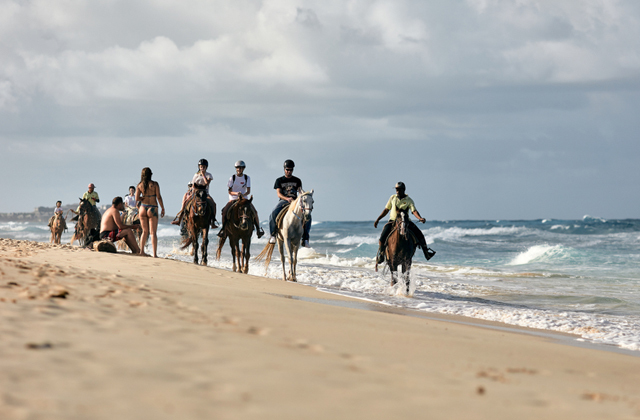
[1,238,639,419]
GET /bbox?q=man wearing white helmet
[374,182,435,263]
[218,161,265,238]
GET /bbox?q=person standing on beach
[135,168,165,258]
[191,159,218,229]
[374,182,434,263]
[217,160,264,239]
[100,196,141,254]
[268,159,311,247]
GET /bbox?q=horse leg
[201,228,209,266]
[230,238,238,272]
[278,239,287,281]
[290,244,298,282]
[242,238,251,274]
[193,235,199,264]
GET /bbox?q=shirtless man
[99,196,141,254]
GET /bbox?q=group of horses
[52,192,427,295]
[180,190,316,282]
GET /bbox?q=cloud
[1,0,640,218]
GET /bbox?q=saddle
[275,204,291,230]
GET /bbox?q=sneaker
[302,240,309,248]
[256,227,265,239]
[269,236,276,244]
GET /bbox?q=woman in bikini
[135,167,165,257]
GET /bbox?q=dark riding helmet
[395,182,406,191]
[198,158,209,167]
[283,159,295,169]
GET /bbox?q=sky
[1,0,640,221]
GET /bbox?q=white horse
[256,190,314,282]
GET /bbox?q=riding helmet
[235,160,246,168]
[198,158,209,167]
[283,159,295,169]
[395,182,406,191]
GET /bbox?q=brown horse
[49,212,67,244]
[216,196,255,273]
[71,198,100,246]
[181,189,214,265]
[378,211,417,295]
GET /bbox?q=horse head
[194,190,208,217]
[234,196,253,231]
[299,190,314,222]
[397,211,408,237]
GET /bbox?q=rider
[124,186,137,209]
[71,183,101,221]
[374,182,434,263]
[191,158,218,228]
[48,200,67,231]
[171,183,194,226]
[268,159,311,247]
[217,160,265,238]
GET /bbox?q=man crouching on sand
[100,197,141,254]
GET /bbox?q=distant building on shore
[0,204,79,222]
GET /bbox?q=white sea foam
[336,235,377,246]
[425,226,529,242]
[507,245,566,265]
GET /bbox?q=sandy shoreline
[1,238,640,419]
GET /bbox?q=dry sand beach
[1,238,639,419]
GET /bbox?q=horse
[215,196,255,273]
[256,191,314,282]
[49,212,67,244]
[117,207,140,251]
[181,188,214,265]
[71,198,101,246]
[377,211,417,295]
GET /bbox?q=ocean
[2,216,640,352]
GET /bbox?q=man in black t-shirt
[268,159,311,246]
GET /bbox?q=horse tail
[215,236,226,261]
[180,211,197,250]
[255,242,275,269]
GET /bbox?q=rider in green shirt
[374,182,435,263]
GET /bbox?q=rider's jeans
[269,199,311,241]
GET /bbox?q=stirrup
[424,247,436,261]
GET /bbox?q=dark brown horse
[71,198,100,246]
[181,189,214,265]
[216,196,255,273]
[379,211,417,295]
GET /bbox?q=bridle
[292,194,313,223]
[233,202,252,231]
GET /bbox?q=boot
[256,226,265,238]
[423,246,436,261]
[217,222,226,238]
